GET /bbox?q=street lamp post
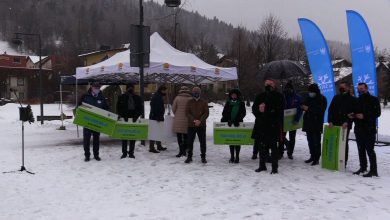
[12,33,44,124]
[164,0,181,48]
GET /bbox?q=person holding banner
[172,86,192,157]
[280,82,302,160]
[253,79,285,174]
[149,85,168,153]
[221,88,246,163]
[328,81,356,167]
[79,82,109,161]
[301,84,327,166]
[185,87,209,164]
[352,83,381,177]
[117,83,143,159]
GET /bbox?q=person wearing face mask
[221,88,246,163]
[352,83,381,177]
[117,83,143,159]
[280,82,302,160]
[327,81,357,167]
[184,87,209,164]
[149,85,168,153]
[252,78,285,174]
[79,82,109,162]
[301,83,327,166]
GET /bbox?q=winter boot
[363,170,378,177]
[305,157,314,163]
[201,154,207,164]
[255,166,267,172]
[184,156,192,164]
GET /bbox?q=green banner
[283,108,303,132]
[110,121,149,140]
[73,104,117,135]
[213,122,254,145]
[321,125,346,171]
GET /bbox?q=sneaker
[149,149,160,153]
[270,170,278,174]
[251,154,257,160]
[120,154,127,159]
[84,157,90,162]
[94,156,101,161]
[176,152,184,158]
[288,155,293,160]
[234,157,239,164]
[255,167,267,172]
[184,157,192,163]
[229,157,235,163]
[201,158,207,164]
[129,154,135,159]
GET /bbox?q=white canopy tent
[75,32,237,84]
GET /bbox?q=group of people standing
[79,78,381,177]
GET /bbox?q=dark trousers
[306,131,322,161]
[187,126,206,158]
[279,130,297,156]
[255,139,278,171]
[177,133,188,153]
[229,145,241,158]
[355,131,377,172]
[122,140,136,155]
[345,129,350,165]
[83,128,100,158]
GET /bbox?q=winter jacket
[221,100,246,126]
[328,93,357,129]
[116,92,143,122]
[284,91,303,122]
[354,92,381,135]
[302,94,327,133]
[186,98,209,127]
[172,92,192,133]
[79,89,109,110]
[149,91,165,121]
[251,90,285,141]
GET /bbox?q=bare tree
[257,14,287,63]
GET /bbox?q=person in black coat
[221,88,246,163]
[79,82,109,162]
[328,81,357,167]
[302,83,327,166]
[117,83,143,159]
[352,83,381,177]
[252,79,285,174]
[149,85,168,153]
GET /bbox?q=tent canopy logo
[163,63,170,70]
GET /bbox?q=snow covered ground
[1,102,390,220]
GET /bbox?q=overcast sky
[151,0,390,50]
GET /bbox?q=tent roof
[76,32,237,84]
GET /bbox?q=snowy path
[1,104,390,220]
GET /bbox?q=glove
[233,121,240,127]
[227,121,232,127]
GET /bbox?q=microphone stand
[3,89,35,175]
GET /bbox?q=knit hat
[179,86,190,93]
[192,86,201,93]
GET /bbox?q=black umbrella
[257,60,309,83]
